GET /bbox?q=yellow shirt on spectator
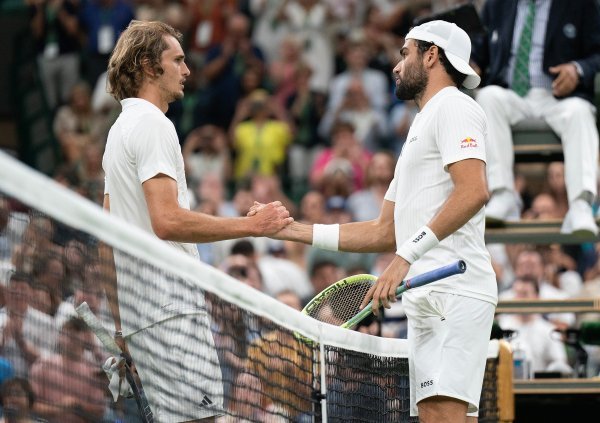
[233,120,291,181]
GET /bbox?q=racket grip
[341,307,373,329]
[396,259,466,294]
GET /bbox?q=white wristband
[396,225,439,264]
[312,224,340,251]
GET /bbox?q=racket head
[301,274,378,327]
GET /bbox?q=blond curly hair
[107,20,182,101]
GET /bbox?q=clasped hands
[247,201,294,237]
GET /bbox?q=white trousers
[476,86,599,203]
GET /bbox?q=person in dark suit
[471,0,600,235]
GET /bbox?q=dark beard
[395,64,428,101]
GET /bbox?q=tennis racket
[302,260,466,330]
[76,302,154,423]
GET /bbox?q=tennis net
[0,152,512,422]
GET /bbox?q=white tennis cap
[405,20,481,89]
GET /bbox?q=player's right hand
[249,201,293,236]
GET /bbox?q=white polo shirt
[103,98,204,333]
[385,87,497,305]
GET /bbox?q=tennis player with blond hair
[102,20,293,422]
[253,20,497,423]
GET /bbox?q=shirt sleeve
[130,116,180,184]
[435,96,487,170]
[384,176,397,202]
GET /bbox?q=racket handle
[341,307,372,329]
[396,259,466,295]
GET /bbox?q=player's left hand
[360,255,410,315]
[247,201,263,216]
[549,63,579,97]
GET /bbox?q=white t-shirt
[385,87,497,305]
[498,314,570,374]
[103,98,205,334]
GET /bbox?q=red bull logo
[460,137,478,148]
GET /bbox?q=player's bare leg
[418,395,469,423]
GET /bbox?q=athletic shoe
[560,199,599,236]
[485,189,523,225]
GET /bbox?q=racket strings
[306,279,374,325]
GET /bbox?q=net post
[497,339,515,422]
[319,341,328,422]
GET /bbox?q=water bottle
[512,341,530,379]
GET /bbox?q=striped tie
[512,1,536,96]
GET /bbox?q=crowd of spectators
[1,0,600,420]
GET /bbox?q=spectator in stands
[323,195,352,225]
[275,0,335,93]
[347,151,396,222]
[250,174,298,219]
[269,35,305,109]
[542,244,583,298]
[30,0,81,111]
[0,197,11,265]
[319,78,388,152]
[186,0,237,67]
[79,0,135,87]
[306,260,343,304]
[280,190,327,271]
[0,377,46,423]
[522,192,561,220]
[230,89,292,185]
[320,31,389,145]
[275,289,303,311]
[319,32,390,151]
[0,274,40,379]
[501,248,575,328]
[55,263,104,329]
[30,317,105,423]
[182,125,231,190]
[471,0,600,236]
[221,372,273,422]
[286,62,328,191]
[388,99,418,154]
[53,81,109,164]
[496,276,573,376]
[192,172,237,218]
[201,13,265,129]
[544,161,569,218]
[310,121,372,193]
[361,3,403,81]
[245,330,313,421]
[31,253,65,317]
[12,215,62,277]
[299,190,326,225]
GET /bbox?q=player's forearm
[153,209,262,243]
[339,219,396,253]
[275,219,395,253]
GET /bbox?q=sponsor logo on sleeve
[460,137,478,148]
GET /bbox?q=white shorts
[403,290,495,417]
[127,313,224,422]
